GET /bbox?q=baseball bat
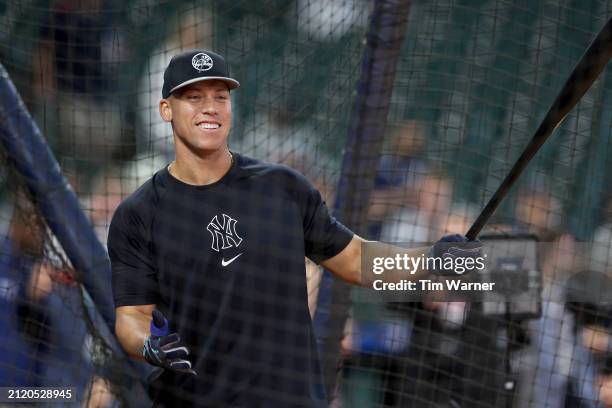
[466,15,612,240]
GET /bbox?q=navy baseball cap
[162,50,240,98]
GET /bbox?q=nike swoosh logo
[221,253,243,267]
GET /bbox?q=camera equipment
[479,234,541,320]
[475,234,542,408]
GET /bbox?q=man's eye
[187,95,201,101]
[216,95,228,101]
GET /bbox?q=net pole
[313,0,412,398]
[0,63,150,392]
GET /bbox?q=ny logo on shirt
[206,213,243,252]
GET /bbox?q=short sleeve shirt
[108,153,353,407]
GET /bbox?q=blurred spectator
[379,170,452,243]
[513,280,585,408]
[598,356,612,408]
[296,0,367,42]
[340,303,412,408]
[565,270,612,407]
[440,202,479,236]
[566,272,612,360]
[590,197,612,272]
[136,6,212,160]
[81,156,164,247]
[369,120,428,237]
[0,200,45,386]
[236,106,340,188]
[31,0,129,168]
[0,192,119,406]
[511,185,602,407]
[514,186,563,239]
[85,168,129,245]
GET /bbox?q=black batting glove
[429,234,482,276]
[143,310,197,375]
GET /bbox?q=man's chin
[185,143,230,157]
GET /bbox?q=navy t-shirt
[108,153,353,407]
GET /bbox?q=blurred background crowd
[2,0,612,407]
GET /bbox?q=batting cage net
[1,0,612,407]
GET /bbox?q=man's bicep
[320,235,364,286]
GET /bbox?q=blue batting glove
[143,310,197,375]
[429,234,482,275]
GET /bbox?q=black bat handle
[466,16,612,240]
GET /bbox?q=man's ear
[159,99,172,122]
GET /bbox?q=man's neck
[169,148,233,186]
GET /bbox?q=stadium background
[1,0,612,406]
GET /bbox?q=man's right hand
[143,310,197,375]
[429,234,482,275]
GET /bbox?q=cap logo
[192,53,213,72]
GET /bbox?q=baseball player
[109,49,477,407]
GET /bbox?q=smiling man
[108,49,477,407]
[109,50,362,407]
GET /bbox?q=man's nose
[201,97,217,114]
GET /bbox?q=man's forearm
[115,312,150,360]
[321,236,434,287]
